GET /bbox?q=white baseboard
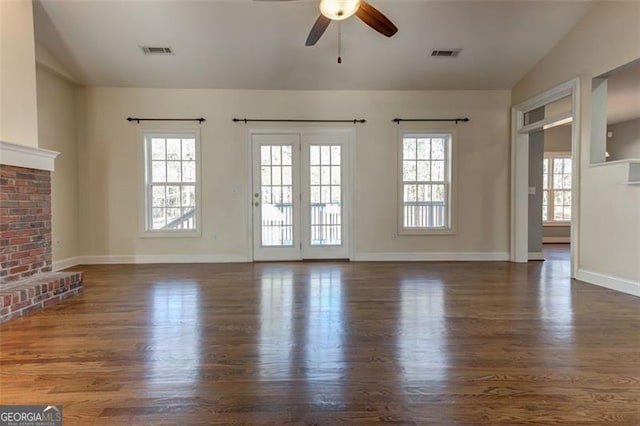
[52,256,82,271]
[351,252,509,262]
[528,252,545,260]
[543,237,570,243]
[576,269,640,297]
[78,254,251,265]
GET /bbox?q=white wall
[607,118,640,161]
[513,2,640,288]
[75,87,511,260]
[36,65,79,266]
[0,0,39,148]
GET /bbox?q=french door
[251,131,350,261]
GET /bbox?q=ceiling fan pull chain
[338,22,342,64]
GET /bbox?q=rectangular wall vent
[430,49,462,58]
[141,46,173,55]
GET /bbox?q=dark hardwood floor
[1,253,638,424]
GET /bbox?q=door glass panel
[310,144,342,246]
[261,145,294,246]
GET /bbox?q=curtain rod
[127,117,206,124]
[392,118,470,124]
[232,118,366,124]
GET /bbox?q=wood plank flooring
[0,255,638,424]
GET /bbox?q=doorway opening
[511,78,580,278]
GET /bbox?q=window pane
[554,191,563,206]
[403,139,416,160]
[152,161,166,182]
[331,166,341,185]
[431,139,445,160]
[151,138,165,160]
[331,187,341,203]
[310,166,320,185]
[152,208,166,229]
[321,166,330,185]
[310,145,320,165]
[182,138,195,160]
[167,139,181,160]
[417,139,430,160]
[311,186,320,203]
[553,159,563,173]
[261,146,271,165]
[272,166,282,185]
[553,174,563,189]
[182,161,196,183]
[281,146,292,165]
[417,161,430,181]
[542,190,548,221]
[432,161,444,182]
[416,184,427,202]
[166,186,180,207]
[562,174,571,189]
[167,161,181,182]
[432,184,445,202]
[403,161,416,181]
[272,146,281,165]
[321,186,330,203]
[331,146,341,165]
[282,166,292,185]
[261,166,271,186]
[404,184,416,202]
[321,146,331,164]
[283,186,292,203]
[152,186,165,207]
[182,186,195,207]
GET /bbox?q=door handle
[254,202,259,207]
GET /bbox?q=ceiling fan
[260,0,398,46]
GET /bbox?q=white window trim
[140,129,202,238]
[543,151,571,225]
[397,127,456,236]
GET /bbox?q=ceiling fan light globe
[319,0,361,21]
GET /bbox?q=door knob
[254,202,259,207]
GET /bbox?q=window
[399,132,452,232]
[543,153,571,223]
[143,131,199,234]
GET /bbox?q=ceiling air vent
[430,49,461,58]
[140,46,173,55]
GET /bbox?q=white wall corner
[0,141,60,171]
[576,269,640,297]
[351,252,510,262]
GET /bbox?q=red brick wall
[0,164,52,283]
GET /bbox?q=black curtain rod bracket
[392,118,470,124]
[127,117,206,124]
[232,118,366,124]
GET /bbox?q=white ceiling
[34,0,595,91]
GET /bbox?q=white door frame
[247,127,355,261]
[510,78,580,278]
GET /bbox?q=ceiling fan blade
[305,15,331,46]
[356,1,398,38]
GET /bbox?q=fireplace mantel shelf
[0,140,60,171]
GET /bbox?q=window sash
[144,132,199,233]
[400,133,451,231]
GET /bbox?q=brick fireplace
[0,143,83,323]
